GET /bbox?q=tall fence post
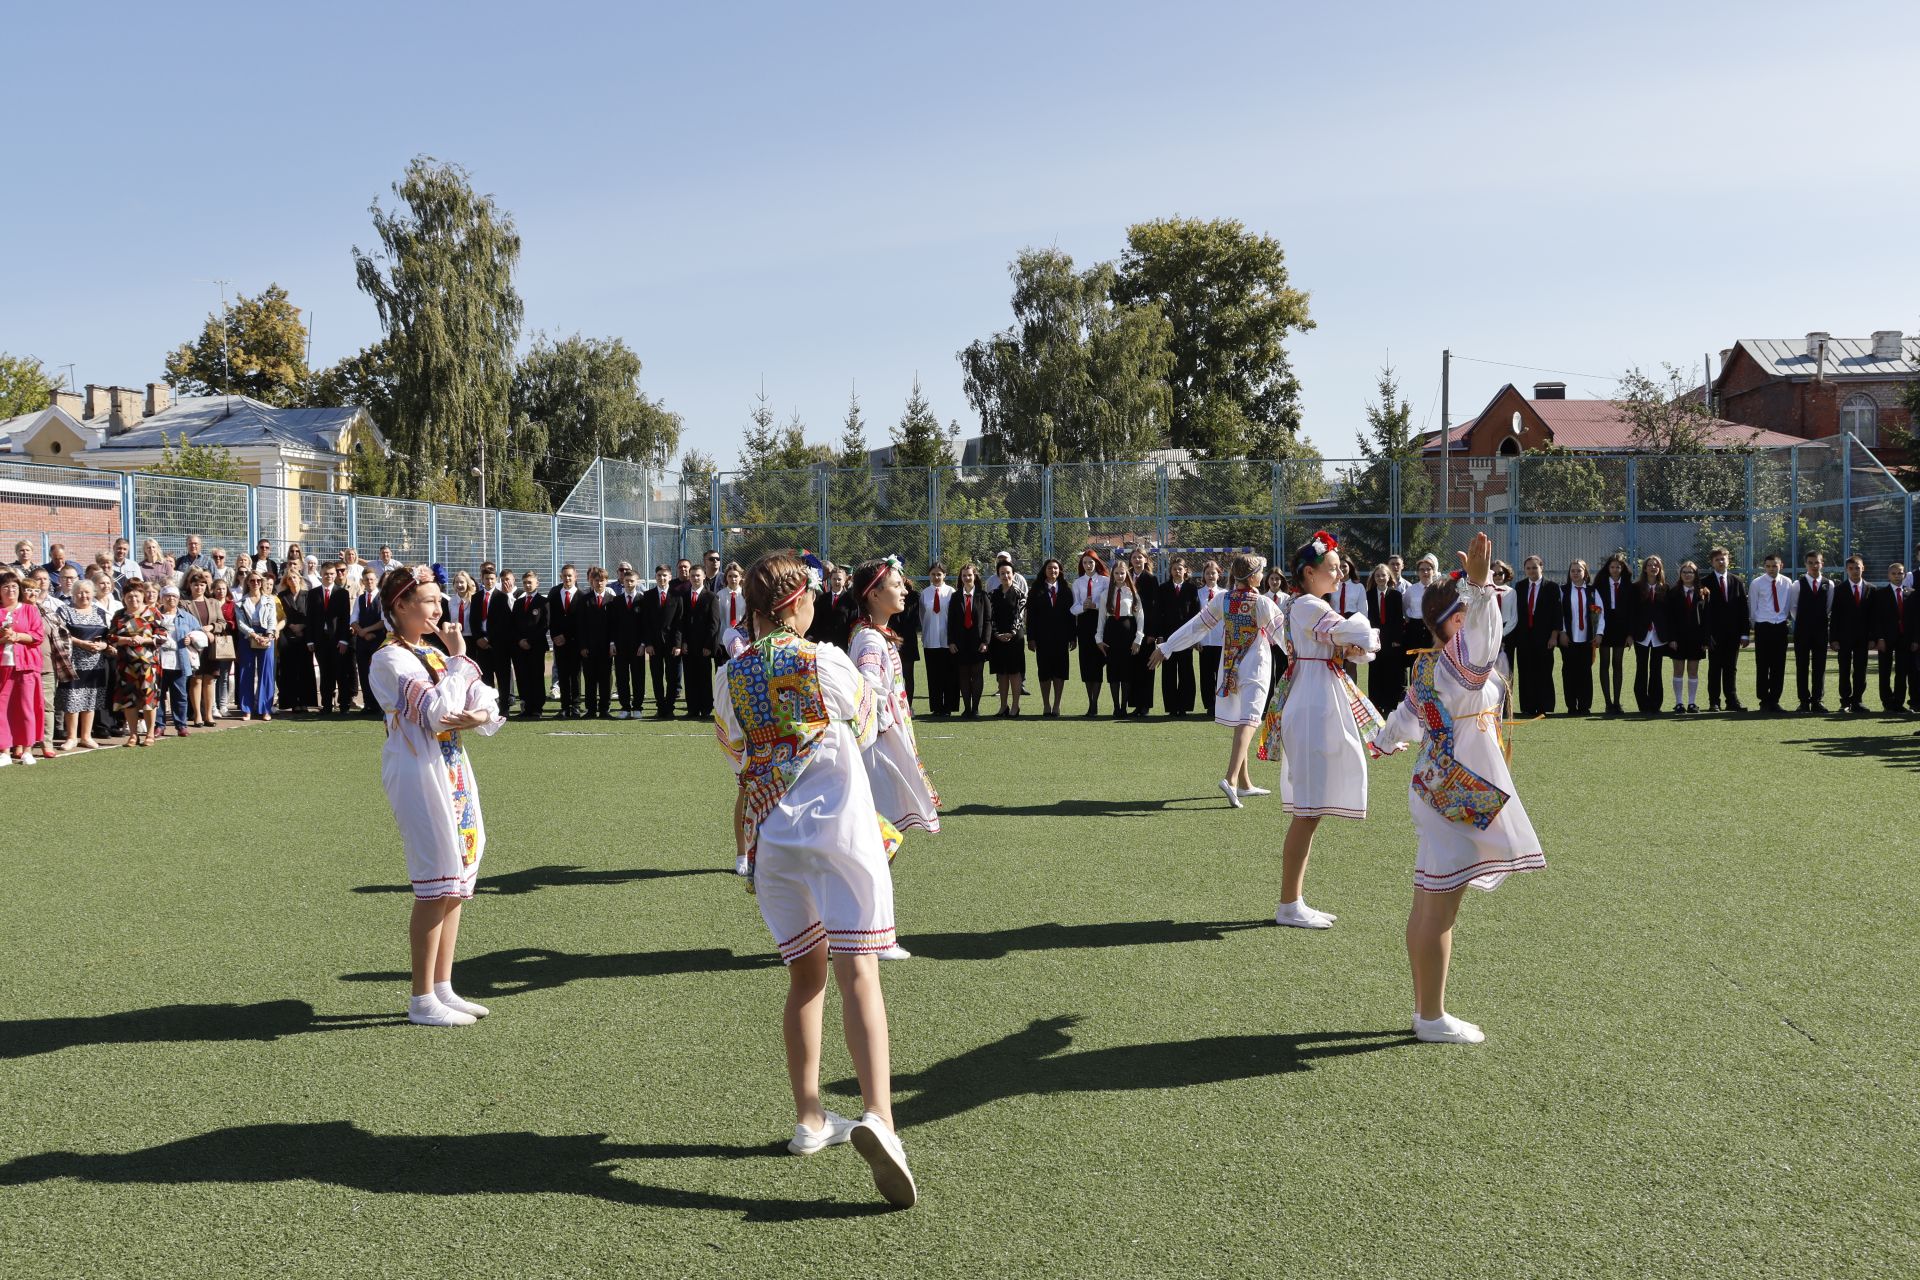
[1841,432,1854,555]
[817,470,831,561]
[596,463,608,570]
[1041,464,1054,561]
[1505,458,1521,567]
[1270,461,1285,564]
[347,493,361,556]
[1787,447,1800,567]
[1155,463,1170,552]
[708,474,723,565]
[549,513,561,580]
[428,504,440,566]
[1389,459,1403,554]
[246,485,259,549]
[1625,457,1639,565]
[1742,455,1756,578]
[120,471,136,547]
[928,469,941,564]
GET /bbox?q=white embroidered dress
[1370,581,1545,891]
[370,643,505,901]
[846,622,941,834]
[1158,588,1287,727]
[1279,594,1381,819]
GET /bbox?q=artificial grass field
[3,669,1916,1279]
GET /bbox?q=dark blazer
[1366,583,1405,652]
[638,586,683,651]
[305,584,351,650]
[1793,574,1831,639]
[612,588,649,652]
[988,583,1027,640]
[1515,578,1562,645]
[474,588,513,652]
[1702,571,1749,642]
[1150,578,1199,639]
[893,592,922,662]
[950,585,991,656]
[1663,583,1709,648]
[352,591,386,653]
[683,587,725,658]
[1559,580,1603,638]
[575,588,615,652]
[547,583,584,648]
[513,591,551,653]
[808,589,856,648]
[1869,584,1912,647]
[1027,578,1076,649]
[277,586,310,645]
[1133,570,1162,638]
[1830,577,1874,645]
[1633,583,1666,643]
[1594,575,1635,644]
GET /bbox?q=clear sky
[6,1,1916,472]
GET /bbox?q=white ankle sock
[434,981,489,1017]
[409,993,439,1011]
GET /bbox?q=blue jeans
[162,664,190,730]
[237,643,277,716]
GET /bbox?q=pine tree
[829,390,882,564]
[889,376,957,469]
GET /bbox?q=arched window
[1498,436,1521,456]
[1841,393,1878,445]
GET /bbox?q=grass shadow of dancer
[908,919,1268,961]
[854,1016,1414,1130]
[340,946,779,1000]
[0,1121,883,1221]
[1,1001,404,1061]
[351,866,727,896]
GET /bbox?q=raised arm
[1158,590,1228,657]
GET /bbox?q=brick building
[1712,332,1917,461]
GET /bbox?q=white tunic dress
[370,644,505,900]
[846,622,941,834]
[1370,581,1545,892]
[1279,595,1382,820]
[1158,589,1287,727]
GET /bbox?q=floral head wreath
[1293,529,1339,573]
[860,554,905,599]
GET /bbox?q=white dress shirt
[1195,585,1226,645]
[1788,575,1829,622]
[1069,573,1108,617]
[1333,580,1367,616]
[1563,581,1600,642]
[1094,585,1145,645]
[1750,573,1791,625]
[919,584,954,648]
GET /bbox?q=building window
[1841,393,1878,445]
[1498,436,1521,456]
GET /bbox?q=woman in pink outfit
[0,571,49,765]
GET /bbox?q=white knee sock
[1671,675,1682,701]
[1686,676,1698,703]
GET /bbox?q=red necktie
[729,594,738,626]
[1049,584,1057,605]
[1527,584,1536,627]
[1771,579,1779,611]
[691,589,700,607]
[932,590,941,615]
[1085,579,1093,607]
[963,593,973,628]
[478,594,488,622]
[1855,584,1862,607]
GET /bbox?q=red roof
[1425,395,1803,452]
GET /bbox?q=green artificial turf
[3,668,1917,1279]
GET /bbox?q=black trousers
[1104,621,1141,711]
[648,650,681,716]
[684,650,715,716]
[901,657,917,705]
[923,648,957,715]
[1753,622,1788,708]
[1633,644,1665,714]
[1597,641,1627,710]
[614,645,645,713]
[1706,635,1742,707]
[514,649,548,716]
[355,644,380,713]
[553,645,581,714]
[315,645,348,712]
[1131,633,1156,712]
[583,649,612,716]
[1368,648,1405,712]
[1517,641,1557,716]
[1560,640,1593,713]
[1196,647,1220,717]
[1162,648,1195,715]
[1835,640,1869,708]
[1075,615,1105,690]
[1876,644,1907,712]
[1795,632,1828,707]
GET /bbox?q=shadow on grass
[0,1002,404,1061]
[0,1121,883,1221]
[842,1016,1414,1129]
[351,866,727,896]
[940,797,1224,818]
[1786,732,1920,770]
[339,946,779,999]
[909,919,1266,960]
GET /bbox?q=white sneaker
[1238,783,1271,797]
[1274,900,1332,930]
[407,996,477,1027]
[436,989,490,1018]
[1218,779,1243,809]
[0,755,11,768]
[877,944,912,960]
[18,753,35,766]
[850,1113,918,1208]
[787,1110,856,1155]
[549,682,560,698]
[734,854,751,876]
[1414,1012,1485,1044]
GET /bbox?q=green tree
[149,432,242,482]
[310,341,403,493]
[1344,362,1435,561]
[0,353,60,419]
[164,284,311,407]
[1114,217,1314,458]
[889,376,958,470]
[827,390,884,564]
[352,156,522,505]
[679,447,719,536]
[1615,364,1757,513]
[511,333,681,498]
[734,390,826,530]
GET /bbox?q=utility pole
[1440,348,1451,519]
[212,278,233,418]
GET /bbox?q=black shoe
[1688,703,1700,714]
[1811,703,1829,713]
[1707,703,1721,713]
[1727,701,1746,712]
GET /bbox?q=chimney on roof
[145,382,171,417]
[108,387,142,434]
[1871,330,1904,360]
[51,388,83,418]
[1805,331,1830,358]
[1532,381,1566,400]
[84,383,109,420]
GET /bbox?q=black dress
[1026,579,1075,681]
[987,584,1027,675]
[1664,583,1709,661]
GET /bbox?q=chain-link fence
[0,461,123,564]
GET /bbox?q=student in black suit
[894,577,922,705]
[948,562,991,719]
[1025,557,1074,718]
[1791,552,1830,712]
[511,571,550,718]
[1558,559,1599,716]
[546,564,584,719]
[1871,562,1911,714]
[1514,554,1562,717]
[1362,563,1405,711]
[807,566,856,649]
[639,564,684,718]
[1702,545,1749,712]
[1748,552,1792,713]
[612,562,648,719]
[1663,560,1710,713]
[1152,557,1200,717]
[472,563,513,707]
[307,562,354,714]
[577,566,616,719]
[682,565,723,718]
[350,572,387,715]
[1125,547,1160,714]
[1593,552,1634,714]
[1830,554,1873,713]
[1632,556,1668,716]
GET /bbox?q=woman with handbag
[183,571,229,727]
[234,571,282,722]
[55,578,110,749]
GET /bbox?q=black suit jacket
[474,588,513,652]
[638,588,683,651]
[513,593,550,653]
[950,586,991,654]
[893,592,922,662]
[1633,583,1665,643]
[1594,576,1635,644]
[1027,579,1076,648]
[1516,579,1562,645]
[306,585,352,650]
[547,585,583,649]
[683,588,724,658]
[1149,579,1199,639]
[1664,583,1709,648]
[1830,578,1873,645]
[808,590,856,648]
[1133,571,1162,638]
[1869,584,1912,647]
[612,589,649,652]
[1559,581,1603,640]
[1366,583,1405,652]
[1702,571,1749,642]
[575,589,615,652]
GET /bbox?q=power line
[1449,354,1622,383]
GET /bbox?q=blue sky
[6,1,1916,470]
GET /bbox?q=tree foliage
[960,250,1173,465]
[164,284,310,407]
[0,353,60,419]
[352,156,522,507]
[149,432,241,483]
[1113,217,1314,458]
[889,376,959,470]
[1343,362,1434,559]
[1614,364,1760,513]
[511,332,681,501]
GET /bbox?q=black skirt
[1035,640,1071,681]
[989,636,1026,675]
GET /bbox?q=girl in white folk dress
[1148,553,1287,809]
[1368,533,1545,1044]
[369,566,505,1028]
[714,552,917,1207]
[1270,531,1384,929]
[846,557,941,963]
